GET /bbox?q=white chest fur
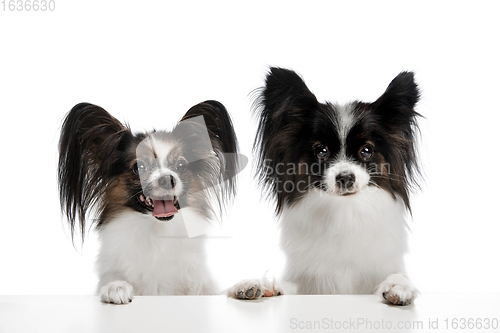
[95,208,217,295]
[280,188,409,294]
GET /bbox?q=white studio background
[0,1,499,295]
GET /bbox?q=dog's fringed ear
[180,100,240,198]
[58,103,132,243]
[254,68,320,159]
[257,67,319,125]
[372,72,422,210]
[373,71,421,131]
[254,67,320,212]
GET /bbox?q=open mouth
[139,194,180,222]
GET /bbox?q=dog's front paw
[100,280,134,304]
[377,273,418,306]
[227,279,264,300]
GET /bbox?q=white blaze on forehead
[149,136,174,167]
[336,103,355,146]
[328,102,356,160]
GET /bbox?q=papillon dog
[59,100,240,304]
[230,68,421,305]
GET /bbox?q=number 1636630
[2,0,55,11]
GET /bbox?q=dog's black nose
[336,173,356,190]
[158,175,176,189]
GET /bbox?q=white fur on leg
[376,273,418,306]
[279,281,298,295]
[100,280,134,304]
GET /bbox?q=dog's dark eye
[133,160,148,175]
[359,145,374,161]
[176,158,188,173]
[314,144,330,161]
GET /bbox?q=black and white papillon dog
[230,68,421,305]
[59,101,240,304]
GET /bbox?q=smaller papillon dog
[230,68,421,305]
[59,101,240,304]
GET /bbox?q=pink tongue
[153,200,178,217]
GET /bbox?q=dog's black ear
[180,100,240,197]
[181,100,238,158]
[58,103,132,243]
[372,72,422,210]
[254,68,320,212]
[373,71,421,132]
[255,68,320,150]
[258,67,319,122]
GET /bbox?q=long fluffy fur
[58,103,134,242]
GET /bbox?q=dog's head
[254,67,421,213]
[58,101,239,240]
